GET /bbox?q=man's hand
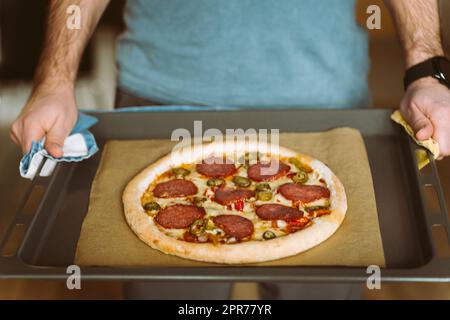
[9,0,109,157]
[400,77,450,158]
[385,0,449,157]
[10,86,78,158]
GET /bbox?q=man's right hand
[9,0,111,158]
[10,86,78,158]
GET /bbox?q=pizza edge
[122,141,347,264]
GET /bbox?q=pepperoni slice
[196,157,237,178]
[155,204,205,229]
[213,215,254,239]
[153,179,198,198]
[278,183,330,203]
[256,204,304,221]
[247,160,290,182]
[214,185,255,206]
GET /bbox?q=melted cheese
[146,155,331,241]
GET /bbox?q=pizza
[123,141,347,264]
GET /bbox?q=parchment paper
[75,128,385,267]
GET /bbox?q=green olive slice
[143,201,161,215]
[232,176,251,187]
[255,183,271,191]
[263,230,276,240]
[205,219,216,230]
[207,178,225,187]
[190,219,207,236]
[292,171,308,184]
[193,196,207,207]
[172,167,191,177]
[257,191,272,201]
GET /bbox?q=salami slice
[247,160,290,182]
[256,204,304,221]
[213,215,254,239]
[214,185,255,206]
[278,183,330,203]
[196,157,237,178]
[153,179,198,198]
[155,204,205,229]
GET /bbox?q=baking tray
[1,109,449,282]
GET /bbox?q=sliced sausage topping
[247,160,290,182]
[214,185,255,206]
[278,183,330,203]
[196,157,237,178]
[153,179,198,198]
[213,215,254,240]
[155,204,205,229]
[256,203,304,221]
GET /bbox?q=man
[10,0,450,299]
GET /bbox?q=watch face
[435,57,450,84]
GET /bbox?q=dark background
[0,0,125,80]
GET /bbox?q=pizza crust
[123,140,347,264]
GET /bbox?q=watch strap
[403,57,439,90]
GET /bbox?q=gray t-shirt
[116,0,370,108]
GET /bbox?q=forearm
[34,0,110,93]
[385,0,444,68]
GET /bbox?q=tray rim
[1,108,449,282]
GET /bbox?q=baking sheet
[75,128,385,267]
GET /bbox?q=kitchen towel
[390,110,439,169]
[19,112,99,179]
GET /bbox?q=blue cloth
[19,113,99,179]
[117,0,370,109]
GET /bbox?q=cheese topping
[141,155,332,242]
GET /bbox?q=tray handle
[414,145,450,254]
[426,153,450,246]
[0,167,50,258]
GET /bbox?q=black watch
[404,56,450,90]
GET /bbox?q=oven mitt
[19,113,99,180]
[390,110,440,170]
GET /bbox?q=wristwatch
[404,56,450,90]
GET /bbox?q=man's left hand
[400,77,450,158]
